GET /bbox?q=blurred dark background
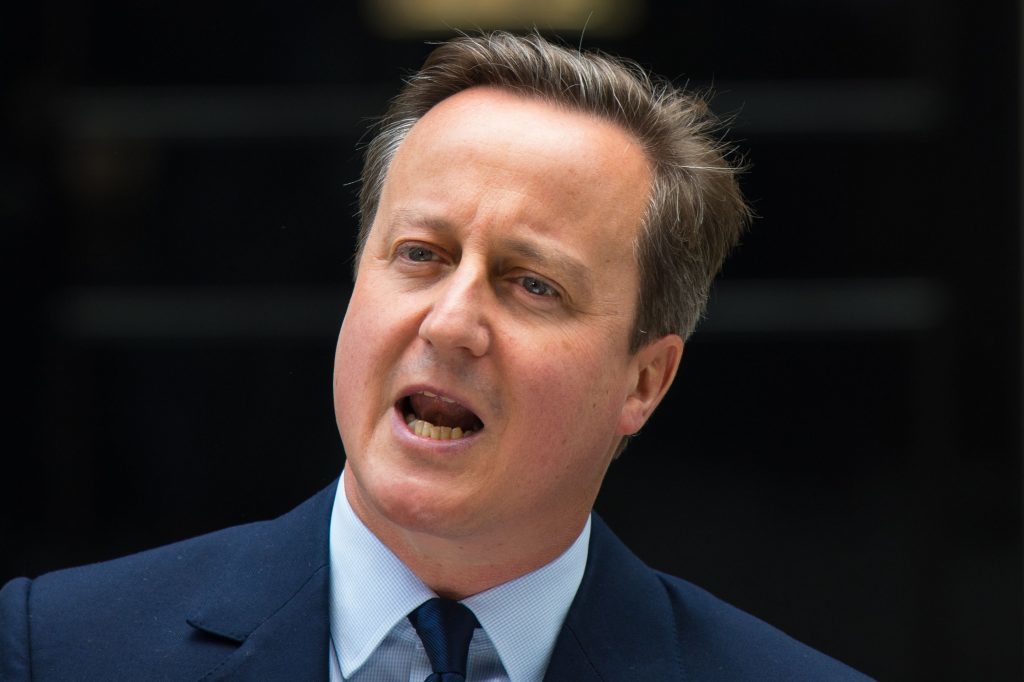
[3,1,1020,679]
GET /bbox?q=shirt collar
[329,470,591,682]
[461,515,590,682]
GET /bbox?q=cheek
[511,344,626,448]
[503,354,624,508]
[334,281,425,419]
[333,295,389,421]
[332,324,365,442]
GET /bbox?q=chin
[355,464,484,539]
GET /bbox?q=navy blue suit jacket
[1,481,871,680]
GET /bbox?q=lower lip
[390,405,480,452]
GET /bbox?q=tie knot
[408,598,479,679]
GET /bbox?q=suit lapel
[544,515,684,681]
[185,480,338,681]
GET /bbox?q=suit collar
[544,514,683,681]
[179,484,681,681]
[185,480,337,681]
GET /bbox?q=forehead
[377,87,652,247]
[404,87,647,177]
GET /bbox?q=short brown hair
[357,32,749,348]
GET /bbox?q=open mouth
[398,390,484,441]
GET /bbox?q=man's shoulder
[16,514,273,611]
[562,515,873,681]
[1,481,337,681]
[651,569,871,680]
[13,483,334,609]
[1,518,275,680]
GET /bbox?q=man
[1,33,871,680]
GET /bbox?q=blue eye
[400,245,436,262]
[520,276,557,297]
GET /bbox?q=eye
[518,276,558,298]
[396,243,439,263]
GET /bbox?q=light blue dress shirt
[328,470,591,682]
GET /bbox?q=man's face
[334,87,673,552]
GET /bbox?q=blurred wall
[2,2,1020,679]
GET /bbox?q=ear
[617,334,684,436]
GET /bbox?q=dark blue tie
[407,597,479,682]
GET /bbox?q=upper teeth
[420,390,457,404]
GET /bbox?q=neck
[375,524,585,600]
[343,474,589,599]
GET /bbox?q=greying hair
[357,32,749,348]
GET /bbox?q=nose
[418,261,492,358]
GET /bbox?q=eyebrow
[498,237,593,295]
[380,209,453,244]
